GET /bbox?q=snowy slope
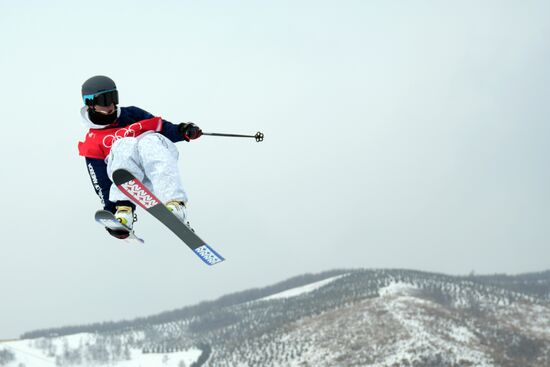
[0,333,201,367]
[258,274,347,301]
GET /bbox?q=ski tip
[112,169,134,185]
[194,244,225,266]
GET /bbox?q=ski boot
[115,205,136,228]
[166,200,192,229]
[107,205,137,239]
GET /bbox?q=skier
[78,75,202,239]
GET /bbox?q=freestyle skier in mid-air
[78,75,202,240]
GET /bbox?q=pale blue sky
[0,0,549,339]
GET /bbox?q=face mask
[88,106,118,126]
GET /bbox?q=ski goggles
[83,89,119,107]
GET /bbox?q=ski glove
[179,122,203,141]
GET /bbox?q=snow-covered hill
[2,269,549,366]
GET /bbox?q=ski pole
[202,131,264,142]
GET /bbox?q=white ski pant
[106,133,188,205]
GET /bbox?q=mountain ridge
[20,268,550,339]
[5,268,549,367]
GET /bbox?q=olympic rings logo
[102,122,143,148]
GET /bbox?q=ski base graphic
[194,244,225,266]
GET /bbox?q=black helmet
[81,75,119,107]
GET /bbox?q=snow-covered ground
[376,282,495,367]
[258,274,347,301]
[0,333,201,367]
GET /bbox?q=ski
[112,169,225,266]
[94,210,144,244]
